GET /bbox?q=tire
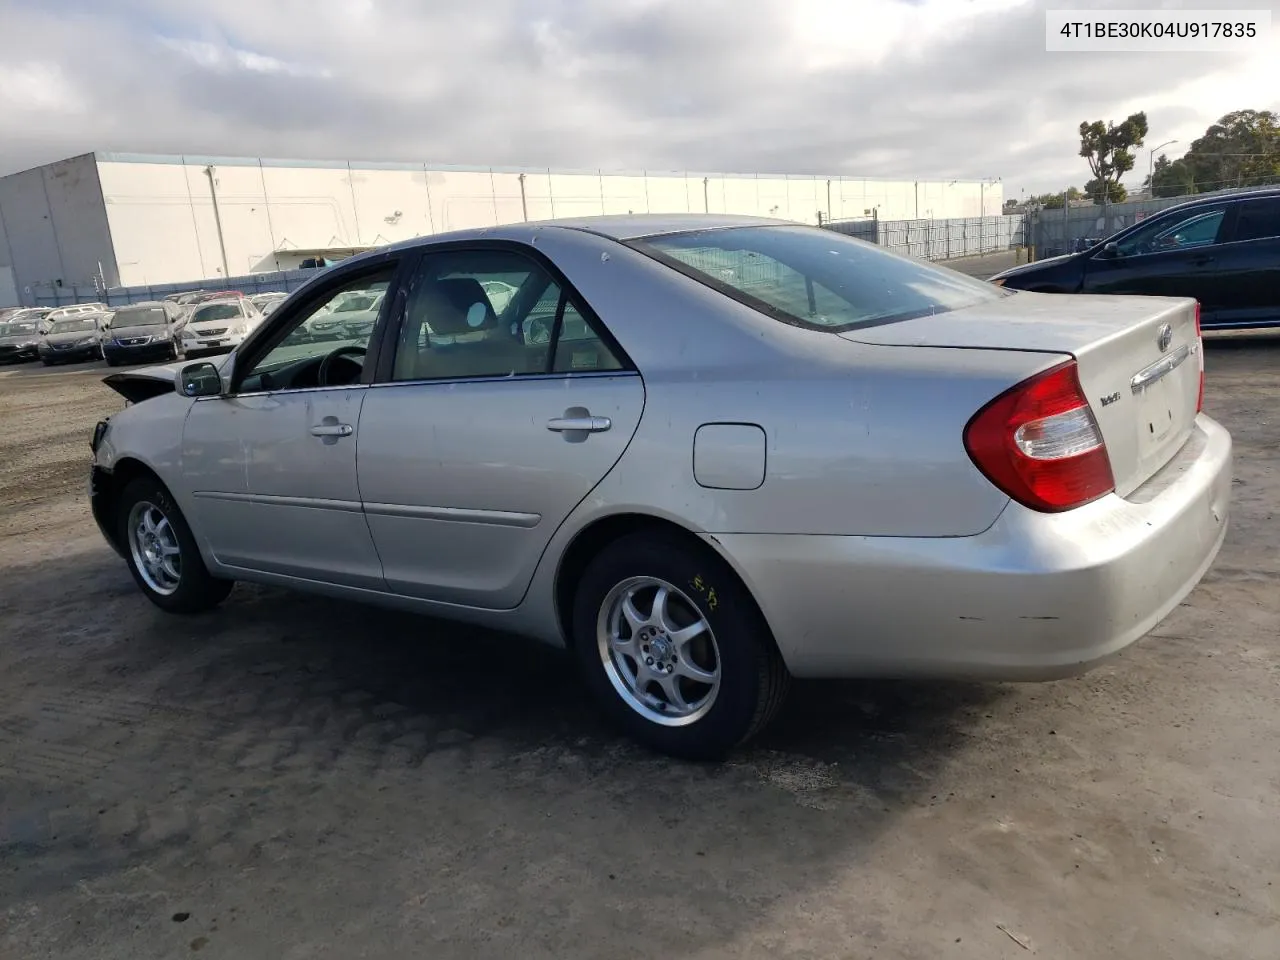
[117,477,233,614]
[572,531,789,760]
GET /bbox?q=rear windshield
[114,307,168,326]
[632,224,1008,331]
[192,303,242,323]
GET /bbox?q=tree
[1183,109,1280,192]
[1030,186,1083,209]
[1084,178,1127,204]
[1079,112,1149,204]
[1148,154,1195,198]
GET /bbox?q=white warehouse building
[0,152,1002,306]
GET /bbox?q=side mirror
[178,361,223,398]
[1098,241,1121,259]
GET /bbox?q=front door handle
[310,423,353,437]
[547,416,611,433]
[1190,254,1215,266]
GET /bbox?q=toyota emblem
[1157,323,1173,353]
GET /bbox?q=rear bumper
[717,414,1232,680]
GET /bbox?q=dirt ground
[1,342,1277,960]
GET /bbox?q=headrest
[423,277,496,335]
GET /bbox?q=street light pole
[1148,139,1178,189]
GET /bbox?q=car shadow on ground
[2,543,1010,954]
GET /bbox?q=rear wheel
[572,532,789,760]
[118,477,233,613]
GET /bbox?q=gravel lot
[1,342,1277,960]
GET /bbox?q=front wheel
[118,477,233,613]
[572,532,789,760]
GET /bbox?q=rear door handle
[547,416,611,433]
[1190,254,1215,265]
[309,423,353,437]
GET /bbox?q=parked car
[0,316,44,364]
[304,289,383,341]
[992,188,1280,329]
[88,215,1231,759]
[187,290,245,307]
[179,298,264,356]
[101,301,188,367]
[39,314,106,365]
[40,302,107,334]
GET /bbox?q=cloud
[0,0,1277,194]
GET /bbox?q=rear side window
[630,225,1008,331]
[1232,198,1280,243]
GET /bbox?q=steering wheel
[317,344,367,386]
[526,315,553,345]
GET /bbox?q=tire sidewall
[572,533,771,760]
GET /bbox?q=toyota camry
[87,215,1232,758]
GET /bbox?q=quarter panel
[590,344,1040,537]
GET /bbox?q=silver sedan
[88,215,1232,758]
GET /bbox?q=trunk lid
[840,291,1201,498]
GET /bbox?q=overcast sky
[1,0,1277,195]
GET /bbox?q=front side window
[632,225,1007,331]
[1113,206,1227,257]
[1232,198,1280,243]
[237,271,393,393]
[391,249,623,382]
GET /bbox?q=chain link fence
[824,214,1027,260]
[29,269,319,309]
[1027,185,1264,260]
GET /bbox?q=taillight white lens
[1013,406,1106,460]
[964,360,1115,512]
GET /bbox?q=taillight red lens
[1194,301,1205,413]
[964,360,1115,512]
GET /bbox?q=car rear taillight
[964,360,1115,513]
[1194,301,1204,413]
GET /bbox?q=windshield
[333,294,378,313]
[0,321,39,337]
[633,225,1009,331]
[50,318,98,334]
[113,307,168,327]
[192,303,242,323]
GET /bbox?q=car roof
[363,213,794,260]
[1156,187,1280,216]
